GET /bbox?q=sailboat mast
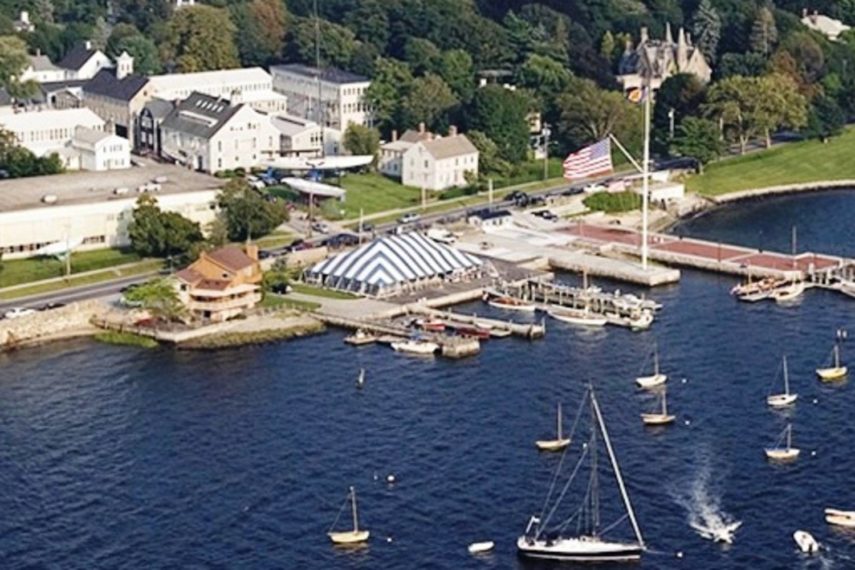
[661,391,668,415]
[350,486,359,531]
[783,355,789,395]
[557,403,563,439]
[313,0,325,158]
[653,346,659,375]
[590,396,600,534]
[591,390,645,547]
[786,425,792,450]
[835,344,840,368]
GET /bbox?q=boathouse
[305,232,483,297]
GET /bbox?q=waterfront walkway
[563,222,848,280]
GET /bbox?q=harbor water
[3,190,855,568]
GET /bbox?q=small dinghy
[487,295,536,312]
[765,424,800,462]
[816,343,847,381]
[535,403,571,452]
[772,281,805,304]
[767,355,798,408]
[467,541,495,555]
[825,508,855,528]
[793,530,819,554]
[636,344,667,389]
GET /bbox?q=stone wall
[0,300,106,348]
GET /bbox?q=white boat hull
[328,530,370,544]
[391,341,438,355]
[765,448,800,461]
[826,508,855,527]
[468,541,495,555]
[641,413,675,426]
[548,308,607,327]
[772,283,805,303]
[517,535,643,561]
[535,438,571,452]
[817,366,847,381]
[793,530,819,554]
[767,393,798,408]
[488,299,536,312]
[636,373,667,388]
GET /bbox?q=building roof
[143,98,175,120]
[0,107,104,132]
[802,13,851,39]
[58,44,101,71]
[29,54,60,72]
[149,67,271,97]
[271,63,368,85]
[83,69,150,101]
[207,246,256,272]
[399,129,431,144]
[418,134,478,160]
[160,91,242,140]
[271,114,318,137]
[308,232,481,289]
[72,125,112,146]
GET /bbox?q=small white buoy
[681,378,688,384]
[386,474,396,484]
[676,551,684,559]
[386,536,393,543]
[813,398,819,404]
[373,472,379,481]
[811,450,817,457]
[685,420,691,426]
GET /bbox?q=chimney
[245,243,259,262]
[230,89,243,105]
[449,125,458,136]
[20,11,29,24]
[391,129,398,142]
[418,122,425,134]
[84,40,92,50]
[116,51,134,80]
[640,27,648,44]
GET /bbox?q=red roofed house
[174,245,262,322]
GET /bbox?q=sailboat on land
[764,424,800,462]
[518,387,646,562]
[641,389,675,425]
[816,343,847,381]
[767,355,797,408]
[328,486,370,545]
[636,344,667,388]
[536,403,571,452]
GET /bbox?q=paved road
[0,274,150,315]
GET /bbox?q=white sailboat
[767,355,798,408]
[548,306,607,327]
[328,486,370,545]
[391,339,438,355]
[641,389,675,425]
[519,388,646,562]
[816,343,847,381]
[535,403,571,452]
[825,508,855,528]
[636,345,667,388]
[771,281,805,304]
[764,424,800,461]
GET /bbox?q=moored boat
[548,306,607,327]
[793,530,819,554]
[486,295,537,312]
[415,318,446,332]
[467,541,495,555]
[765,424,800,461]
[636,345,667,389]
[345,329,376,345]
[825,508,855,528]
[816,343,847,381]
[328,487,370,545]
[641,389,675,426]
[518,387,646,562]
[455,325,491,339]
[767,355,798,408]
[391,339,439,355]
[535,403,571,452]
[771,281,805,304]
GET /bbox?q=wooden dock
[408,305,546,339]
[564,222,854,282]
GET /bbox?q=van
[114,187,129,195]
[41,194,58,204]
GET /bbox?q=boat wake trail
[672,457,742,545]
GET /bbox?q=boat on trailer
[518,387,646,562]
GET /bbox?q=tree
[364,57,414,134]
[670,117,725,173]
[0,35,38,99]
[600,31,616,61]
[217,179,287,242]
[123,278,187,322]
[515,54,572,103]
[805,96,845,142]
[232,0,287,66]
[343,124,380,159]
[164,5,239,72]
[438,49,475,103]
[344,0,389,53]
[466,130,512,177]
[128,194,204,258]
[291,17,356,69]
[466,85,531,163]
[400,73,458,132]
[403,37,441,75]
[750,5,778,56]
[692,0,721,62]
[106,25,162,75]
[652,73,706,154]
[556,78,641,155]
[717,52,768,79]
[0,128,64,177]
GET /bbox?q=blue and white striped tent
[307,232,482,296]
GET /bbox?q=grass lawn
[0,260,161,301]
[0,248,142,289]
[686,128,855,196]
[290,282,359,299]
[339,173,422,218]
[254,231,294,249]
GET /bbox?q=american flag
[563,139,613,181]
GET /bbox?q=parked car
[270,283,293,295]
[258,250,274,259]
[4,307,36,319]
[533,210,558,221]
[528,194,546,206]
[311,221,330,234]
[507,190,528,204]
[357,222,374,232]
[324,233,360,248]
[398,212,421,224]
[38,302,66,311]
[562,187,584,196]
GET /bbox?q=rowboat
[548,306,607,327]
[415,318,446,332]
[487,296,536,312]
[467,541,495,555]
[825,508,855,528]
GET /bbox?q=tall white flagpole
[641,75,651,270]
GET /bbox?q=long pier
[408,305,546,339]
[564,222,855,282]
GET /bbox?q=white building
[270,64,370,131]
[13,11,35,33]
[271,114,323,157]
[20,53,66,84]
[381,125,478,191]
[175,0,195,7]
[71,127,131,171]
[160,91,279,173]
[0,108,106,157]
[57,41,114,81]
[0,166,222,258]
[801,10,851,41]
[149,67,287,114]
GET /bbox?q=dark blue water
[2,191,855,569]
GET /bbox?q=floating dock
[407,305,546,339]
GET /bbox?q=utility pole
[488,178,494,205]
[641,72,652,270]
[542,123,551,180]
[668,108,675,140]
[64,226,71,278]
